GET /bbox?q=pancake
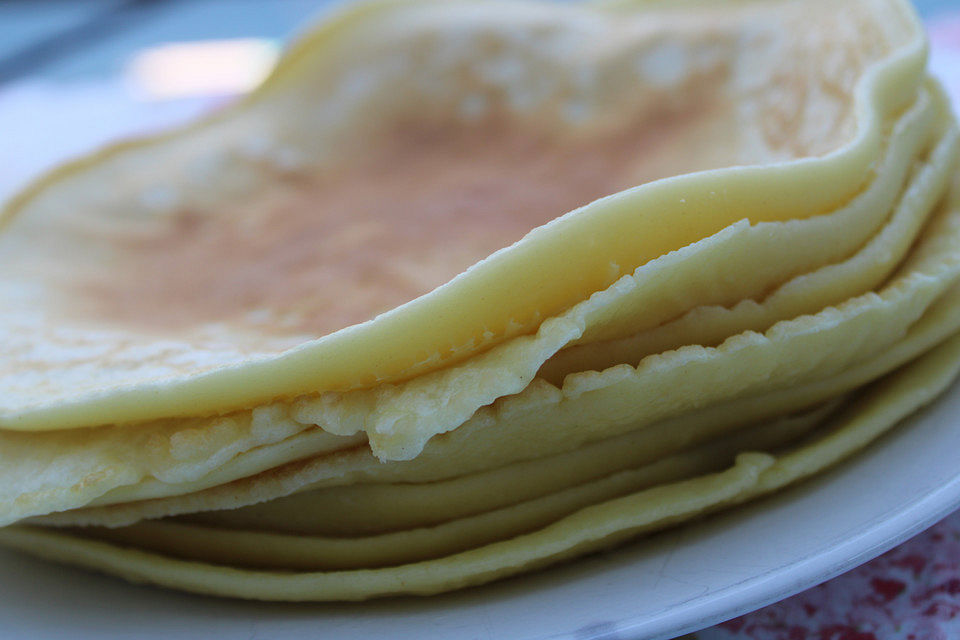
[1,0,928,438]
[7,161,959,528]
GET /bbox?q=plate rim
[612,441,960,640]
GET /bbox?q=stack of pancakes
[0,0,958,600]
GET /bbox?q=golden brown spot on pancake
[72,98,733,338]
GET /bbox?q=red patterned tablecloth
[702,511,960,639]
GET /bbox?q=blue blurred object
[0,0,954,85]
[0,0,339,84]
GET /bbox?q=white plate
[0,373,958,640]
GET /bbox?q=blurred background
[1,0,958,202]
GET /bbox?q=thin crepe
[0,0,928,437]
[36,181,960,529]
[8,127,960,528]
